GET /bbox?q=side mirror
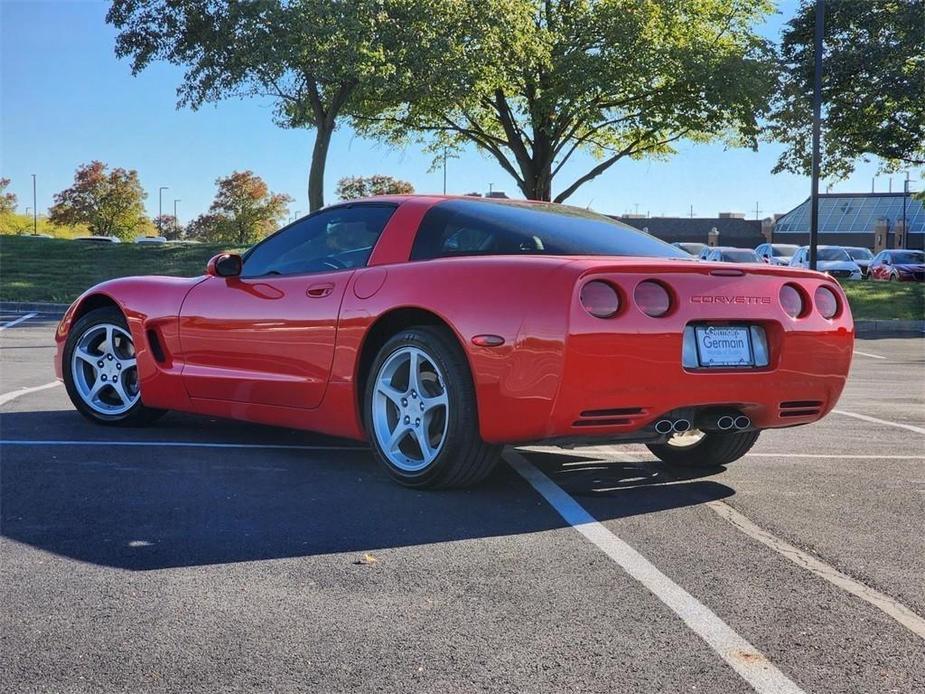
[207,253,243,278]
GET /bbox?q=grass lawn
[1,235,923,321]
[0,235,229,303]
[840,280,924,322]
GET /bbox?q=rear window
[771,245,798,257]
[721,250,760,263]
[410,200,688,261]
[892,251,924,264]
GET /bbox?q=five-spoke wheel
[63,307,164,426]
[372,346,449,472]
[71,323,140,415]
[365,326,500,488]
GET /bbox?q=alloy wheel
[371,346,449,472]
[70,323,140,415]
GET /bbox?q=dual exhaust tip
[655,414,750,435]
[718,415,751,431]
[655,418,691,435]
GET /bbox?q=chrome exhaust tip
[655,419,674,435]
[734,415,751,430]
[673,419,691,433]
[717,415,735,431]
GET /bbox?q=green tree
[48,161,148,239]
[364,0,776,202]
[192,171,291,246]
[336,175,415,201]
[769,0,925,178]
[108,0,470,212]
[0,178,17,215]
[153,214,184,240]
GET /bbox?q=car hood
[817,260,860,272]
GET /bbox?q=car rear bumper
[474,265,854,444]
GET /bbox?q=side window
[241,204,396,278]
[757,245,767,256]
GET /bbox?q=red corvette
[55,196,854,487]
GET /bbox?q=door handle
[306,283,335,298]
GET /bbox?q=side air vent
[147,329,167,363]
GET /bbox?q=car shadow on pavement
[0,411,733,571]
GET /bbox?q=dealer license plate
[694,326,753,367]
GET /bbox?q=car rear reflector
[814,286,839,319]
[634,280,671,317]
[580,280,619,318]
[779,284,805,318]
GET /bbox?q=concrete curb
[1,301,69,318]
[854,320,925,337]
[1,302,922,336]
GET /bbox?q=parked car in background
[755,243,799,266]
[134,236,167,244]
[703,247,761,264]
[843,247,874,278]
[789,246,862,279]
[74,236,120,244]
[672,242,707,256]
[868,249,925,282]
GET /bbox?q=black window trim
[239,201,399,279]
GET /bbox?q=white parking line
[853,350,886,360]
[504,450,805,694]
[0,439,366,451]
[707,501,925,642]
[0,312,37,331]
[833,409,925,435]
[0,381,61,407]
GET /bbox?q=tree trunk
[308,124,334,212]
[517,162,553,201]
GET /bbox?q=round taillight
[580,280,619,318]
[815,285,839,319]
[779,284,805,318]
[634,280,671,317]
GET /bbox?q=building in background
[614,212,766,249]
[772,192,924,251]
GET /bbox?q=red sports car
[55,196,854,488]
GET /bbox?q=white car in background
[789,245,862,279]
[755,243,799,266]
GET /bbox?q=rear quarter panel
[331,256,581,442]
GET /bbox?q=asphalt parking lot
[1,312,923,693]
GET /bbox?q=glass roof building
[774,193,923,249]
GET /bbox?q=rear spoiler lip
[564,257,829,282]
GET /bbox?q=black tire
[646,430,760,467]
[364,326,501,489]
[63,306,166,426]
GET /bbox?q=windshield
[817,247,851,262]
[846,248,873,260]
[892,251,924,264]
[411,200,690,260]
[771,245,798,257]
[721,250,760,263]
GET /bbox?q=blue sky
[0,0,893,225]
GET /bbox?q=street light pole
[443,147,448,195]
[808,0,824,271]
[173,199,181,238]
[31,174,37,235]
